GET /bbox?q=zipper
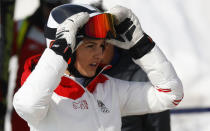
[63,65,111,131]
[84,65,111,87]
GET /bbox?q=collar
[21,54,111,100]
[54,65,111,100]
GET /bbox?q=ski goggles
[44,13,116,40]
[84,13,116,39]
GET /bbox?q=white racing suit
[13,45,183,131]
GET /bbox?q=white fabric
[13,46,183,131]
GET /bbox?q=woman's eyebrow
[84,41,97,45]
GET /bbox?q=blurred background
[1,0,210,131]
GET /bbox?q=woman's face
[74,38,106,77]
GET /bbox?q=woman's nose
[94,47,103,59]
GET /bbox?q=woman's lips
[89,63,99,69]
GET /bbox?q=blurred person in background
[92,2,171,131]
[0,0,15,130]
[4,0,69,131]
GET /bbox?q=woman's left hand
[107,6,155,59]
[107,5,144,50]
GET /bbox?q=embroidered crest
[97,100,110,113]
[73,100,88,110]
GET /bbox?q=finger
[108,5,131,24]
[67,12,90,29]
[115,18,133,34]
[64,12,89,50]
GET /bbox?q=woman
[13,4,183,131]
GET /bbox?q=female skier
[13,4,183,131]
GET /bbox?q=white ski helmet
[44,3,102,47]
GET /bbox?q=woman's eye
[86,44,94,48]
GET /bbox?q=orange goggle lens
[84,13,116,39]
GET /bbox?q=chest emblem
[97,100,110,113]
[73,100,88,110]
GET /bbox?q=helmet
[44,3,102,47]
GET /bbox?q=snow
[12,0,210,131]
[171,113,210,131]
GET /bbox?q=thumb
[106,39,119,47]
[106,38,128,49]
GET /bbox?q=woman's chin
[86,73,95,78]
[81,71,96,78]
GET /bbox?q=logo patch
[97,100,110,113]
[73,100,88,110]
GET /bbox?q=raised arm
[107,5,183,116]
[13,12,89,125]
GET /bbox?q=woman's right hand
[55,12,89,52]
[50,12,89,63]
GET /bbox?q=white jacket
[13,45,183,131]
